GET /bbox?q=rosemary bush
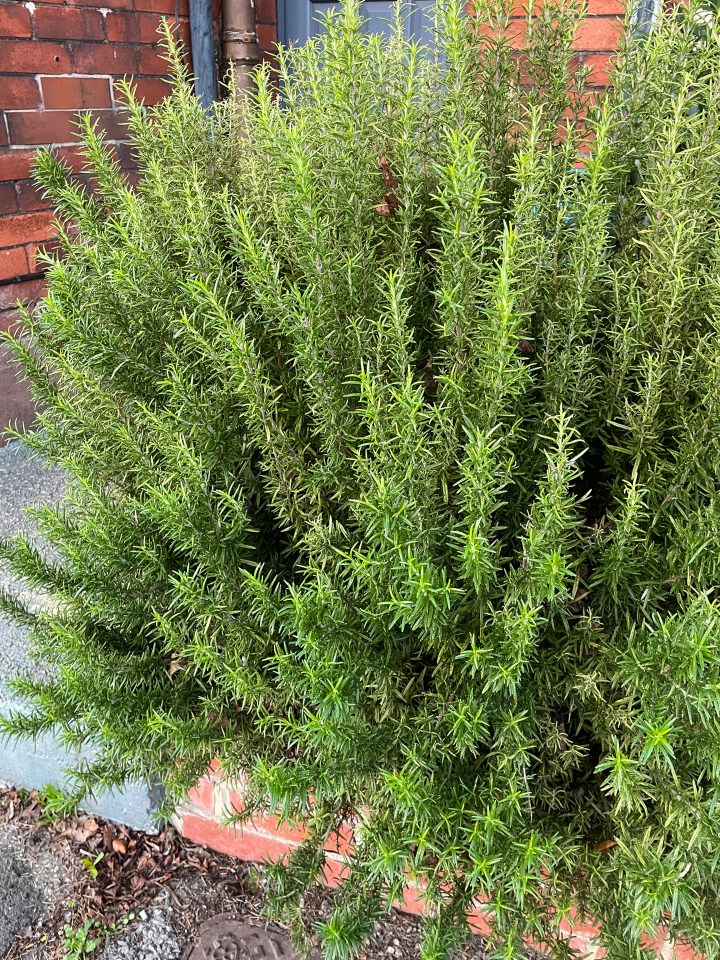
[3,1,720,956]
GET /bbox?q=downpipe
[189,0,218,108]
[221,0,261,96]
[189,0,259,106]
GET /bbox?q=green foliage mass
[2,1,720,955]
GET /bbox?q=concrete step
[0,441,162,831]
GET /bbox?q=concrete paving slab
[0,440,66,541]
[0,441,163,831]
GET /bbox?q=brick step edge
[174,768,698,960]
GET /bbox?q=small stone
[99,903,180,960]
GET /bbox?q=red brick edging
[175,766,698,960]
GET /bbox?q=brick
[41,76,113,111]
[0,246,29,282]
[34,5,105,41]
[256,0,278,24]
[187,777,215,814]
[32,0,131,5]
[0,40,72,74]
[136,45,168,75]
[135,17,187,49]
[0,308,24,334]
[395,881,426,916]
[325,820,354,856]
[212,781,241,818]
[0,77,42,112]
[321,856,350,888]
[120,16,190,47]
[258,52,279,77]
[587,0,625,12]
[26,238,61,273]
[208,775,311,846]
[562,933,600,957]
[98,108,131,140]
[207,759,223,781]
[254,812,308,845]
[0,276,45,312]
[0,211,55,247]
[7,110,78,146]
[133,0,189,13]
[174,796,702,959]
[0,117,7,148]
[106,10,169,43]
[505,17,529,48]
[8,108,131,146]
[71,42,138,75]
[17,180,49,213]
[0,183,17,215]
[128,76,172,105]
[52,144,88,173]
[113,140,139,171]
[0,149,38,183]
[135,42,192,76]
[467,906,492,938]
[581,52,613,86]
[180,813,298,862]
[575,16,622,51]
[176,20,191,46]
[257,22,278,51]
[671,944,701,960]
[0,2,32,38]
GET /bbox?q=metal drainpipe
[221,0,261,97]
[630,0,661,38]
[189,0,218,108]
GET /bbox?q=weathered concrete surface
[0,838,44,957]
[0,441,163,831]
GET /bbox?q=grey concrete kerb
[0,440,163,831]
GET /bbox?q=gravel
[99,897,182,960]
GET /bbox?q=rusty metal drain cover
[187,915,300,960]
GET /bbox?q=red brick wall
[1,11,693,954]
[0,0,280,438]
[577,0,625,86]
[0,0,603,439]
[0,0,607,290]
[176,766,699,960]
[1,0,194,286]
